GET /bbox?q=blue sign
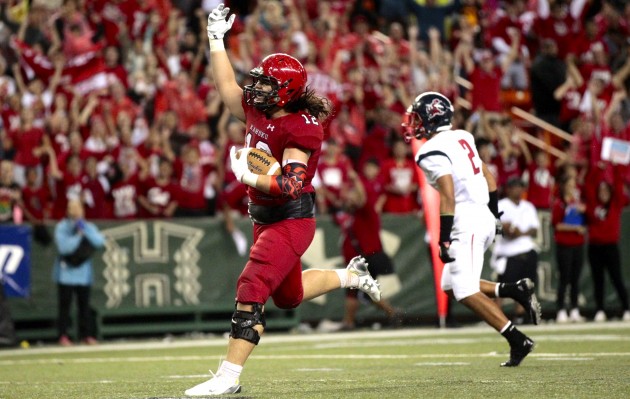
[0,225,32,297]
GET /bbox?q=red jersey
[174,161,210,211]
[585,166,627,244]
[470,65,503,112]
[139,177,180,218]
[551,198,586,246]
[53,173,83,219]
[22,184,50,220]
[381,158,419,214]
[11,127,46,167]
[82,175,110,219]
[111,174,140,219]
[243,102,323,207]
[522,164,554,209]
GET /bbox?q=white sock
[499,320,512,334]
[218,360,243,380]
[335,269,359,288]
[494,283,501,298]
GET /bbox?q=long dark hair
[284,87,332,121]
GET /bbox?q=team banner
[0,225,32,298]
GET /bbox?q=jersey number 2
[459,139,480,175]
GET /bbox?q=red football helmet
[244,53,307,111]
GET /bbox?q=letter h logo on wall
[100,222,204,309]
[0,226,31,297]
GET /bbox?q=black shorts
[498,249,538,284]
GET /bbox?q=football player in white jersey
[402,92,541,367]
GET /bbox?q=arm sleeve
[84,223,106,249]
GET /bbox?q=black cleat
[512,278,542,325]
[501,338,535,367]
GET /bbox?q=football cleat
[512,278,542,325]
[501,338,535,367]
[346,256,382,302]
[184,371,241,396]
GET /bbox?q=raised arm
[206,4,245,122]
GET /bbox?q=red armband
[269,162,307,199]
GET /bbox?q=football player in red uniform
[185,4,382,396]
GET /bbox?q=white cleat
[185,371,241,396]
[347,256,382,302]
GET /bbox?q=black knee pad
[230,303,266,345]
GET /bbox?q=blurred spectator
[338,169,401,330]
[530,39,565,127]
[54,198,104,346]
[407,0,462,43]
[380,138,419,214]
[315,138,353,216]
[522,150,555,210]
[491,177,540,324]
[584,163,630,322]
[138,156,179,219]
[551,175,587,323]
[0,160,26,224]
[81,156,110,220]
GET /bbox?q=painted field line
[1,321,629,357]
[1,352,630,366]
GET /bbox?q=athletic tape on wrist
[209,39,225,52]
[241,172,259,187]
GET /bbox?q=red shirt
[551,198,586,246]
[381,158,419,213]
[22,184,50,220]
[470,65,503,112]
[139,177,180,218]
[585,166,627,244]
[523,164,554,209]
[53,173,83,219]
[110,174,140,219]
[242,101,323,207]
[11,127,45,167]
[82,175,110,219]
[174,161,210,211]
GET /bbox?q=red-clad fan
[1,93,21,133]
[51,154,84,219]
[380,138,419,214]
[103,46,128,89]
[22,166,52,222]
[109,155,148,219]
[584,163,630,321]
[315,138,353,215]
[551,174,587,322]
[173,144,212,217]
[137,157,179,218]
[522,150,555,209]
[9,107,50,186]
[531,0,587,60]
[81,156,110,220]
[338,169,400,330]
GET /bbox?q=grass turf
[1,322,629,398]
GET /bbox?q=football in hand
[236,148,281,176]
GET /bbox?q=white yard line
[1,321,629,357]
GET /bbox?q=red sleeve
[551,200,564,226]
[283,113,324,152]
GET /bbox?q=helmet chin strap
[435,124,453,133]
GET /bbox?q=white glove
[207,3,235,40]
[230,146,250,183]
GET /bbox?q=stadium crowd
[0,0,629,226]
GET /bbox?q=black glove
[495,211,504,236]
[439,242,455,263]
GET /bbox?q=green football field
[1,322,629,399]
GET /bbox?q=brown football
[236,148,281,175]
